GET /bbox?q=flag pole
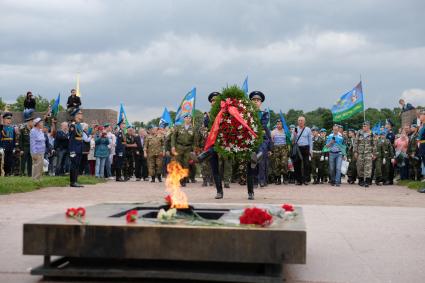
[360,74,365,122]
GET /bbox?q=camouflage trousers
[374,158,383,178]
[409,156,422,180]
[272,145,289,177]
[147,153,163,176]
[219,156,232,184]
[357,153,373,178]
[124,152,135,178]
[201,159,212,182]
[310,152,322,179]
[347,158,357,180]
[175,144,192,169]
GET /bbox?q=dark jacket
[24,98,36,110]
[67,95,81,109]
[54,130,69,150]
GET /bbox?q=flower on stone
[66,208,77,217]
[126,210,138,223]
[157,208,177,221]
[282,203,294,212]
[165,195,172,205]
[239,207,273,227]
[76,207,86,217]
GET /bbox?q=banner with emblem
[174,87,196,125]
[51,93,60,117]
[331,81,364,122]
[159,107,172,128]
[118,103,132,128]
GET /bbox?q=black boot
[282,175,288,185]
[275,176,281,185]
[375,177,382,186]
[157,174,162,182]
[151,176,155,183]
[247,175,255,200]
[202,178,208,187]
[313,178,319,184]
[180,178,186,187]
[359,178,364,187]
[364,178,370,188]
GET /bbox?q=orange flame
[165,161,189,209]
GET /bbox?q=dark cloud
[0,0,424,121]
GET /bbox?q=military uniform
[0,113,17,176]
[271,127,289,184]
[346,133,357,184]
[319,129,329,183]
[374,135,385,185]
[171,122,196,186]
[385,126,396,184]
[381,136,395,184]
[115,127,126,181]
[408,130,421,181]
[144,131,165,181]
[354,128,376,187]
[311,132,325,184]
[197,125,213,186]
[124,131,136,180]
[69,121,83,187]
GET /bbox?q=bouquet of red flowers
[126,210,138,223]
[207,86,263,159]
[239,207,273,227]
[65,207,87,224]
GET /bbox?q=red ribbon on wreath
[204,98,257,151]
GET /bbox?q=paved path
[1,179,424,283]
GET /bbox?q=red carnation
[126,210,138,223]
[239,207,273,227]
[66,208,77,217]
[282,203,294,212]
[164,195,172,205]
[76,207,86,217]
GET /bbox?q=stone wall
[9,109,118,126]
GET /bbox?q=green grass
[397,179,425,190]
[0,176,105,195]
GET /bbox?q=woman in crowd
[94,126,110,178]
[394,128,409,180]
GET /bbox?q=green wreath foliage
[208,85,264,159]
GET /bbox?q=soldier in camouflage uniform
[197,124,213,187]
[319,128,329,183]
[171,113,197,187]
[353,121,377,187]
[124,127,137,181]
[346,129,357,184]
[18,118,34,176]
[144,127,165,182]
[408,124,421,181]
[380,131,395,185]
[271,119,290,185]
[311,127,324,184]
[219,156,233,188]
[374,133,385,186]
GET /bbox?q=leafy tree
[0,97,6,111]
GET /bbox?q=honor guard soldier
[124,126,137,181]
[0,112,17,176]
[144,126,165,182]
[115,119,127,182]
[271,119,290,184]
[68,109,84,187]
[197,114,213,187]
[19,116,35,176]
[248,91,271,199]
[353,121,377,187]
[171,113,197,187]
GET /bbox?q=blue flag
[175,87,196,125]
[279,110,292,144]
[159,107,172,128]
[242,76,248,96]
[332,81,364,122]
[118,103,132,128]
[372,121,381,135]
[51,93,60,117]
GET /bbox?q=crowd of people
[1,89,424,196]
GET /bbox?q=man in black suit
[135,128,148,181]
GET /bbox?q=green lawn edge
[0,176,106,195]
[397,180,425,190]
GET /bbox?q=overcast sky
[0,0,424,122]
